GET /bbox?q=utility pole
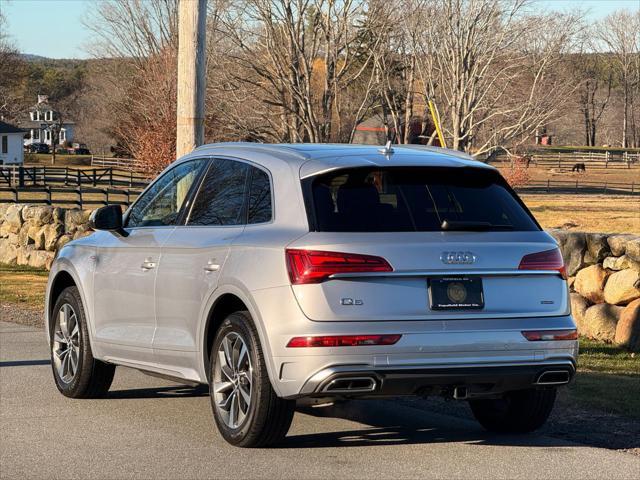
[176,0,207,158]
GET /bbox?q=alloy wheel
[213,332,254,429]
[52,303,80,384]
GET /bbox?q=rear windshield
[305,167,539,232]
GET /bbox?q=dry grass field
[521,194,640,234]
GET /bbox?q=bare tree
[0,11,26,122]
[84,0,180,173]
[407,0,581,154]
[594,9,640,148]
[217,0,378,143]
[570,43,612,147]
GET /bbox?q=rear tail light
[518,248,566,279]
[287,334,402,347]
[285,249,393,284]
[522,329,578,341]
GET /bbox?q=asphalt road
[1,320,639,480]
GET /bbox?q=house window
[45,130,51,142]
[1,136,7,154]
[32,129,40,140]
[60,129,66,142]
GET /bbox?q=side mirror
[89,205,128,237]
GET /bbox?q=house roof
[0,121,25,134]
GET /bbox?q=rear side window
[188,159,250,226]
[307,167,538,232]
[247,167,272,224]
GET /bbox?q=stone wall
[549,231,640,352]
[0,204,93,270]
[1,203,638,350]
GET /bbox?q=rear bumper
[297,361,576,399]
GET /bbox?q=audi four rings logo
[441,251,476,264]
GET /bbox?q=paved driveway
[1,321,639,480]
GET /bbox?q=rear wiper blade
[440,219,514,231]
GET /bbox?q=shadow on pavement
[106,384,209,399]
[0,359,51,367]
[277,399,573,449]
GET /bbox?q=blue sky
[1,0,639,59]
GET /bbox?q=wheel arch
[45,260,95,351]
[199,285,280,395]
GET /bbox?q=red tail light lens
[286,249,393,284]
[518,248,566,279]
[522,329,578,341]
[287,334,402,347]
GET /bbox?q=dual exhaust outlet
[318,368,572,396]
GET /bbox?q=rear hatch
[289,165,568,321]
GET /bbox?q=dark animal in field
[571,163,586,173]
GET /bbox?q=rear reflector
[521,329,578,341]
[518,248,566,279]
[286,249,393,284]
[287,334,402,348]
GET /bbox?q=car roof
[187,142,494,178]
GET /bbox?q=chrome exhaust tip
[535,370,571,386]
[321,376,377,394]
[453,386,468,400]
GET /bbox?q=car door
[92,159,206,360]
[153,159,271,356]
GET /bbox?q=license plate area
[428,277,484,310]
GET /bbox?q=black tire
[50,286,115,398]
[469,388,557,433]
[209,311,295,447]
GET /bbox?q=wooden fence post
[46,186,52,205]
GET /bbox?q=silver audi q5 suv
[45,143,578,447]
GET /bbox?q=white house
[0,121,25,165]
[22,95,74,147]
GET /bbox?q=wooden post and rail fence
[0,165,148,208]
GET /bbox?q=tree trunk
[403,57,415,145]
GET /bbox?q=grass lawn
[565,338,640,419]
[0,264,48,308]
[24,153,93,167]
[520,194,640,233]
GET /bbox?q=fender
[196,281,283,396]
[46,246,99,356]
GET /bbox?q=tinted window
[308,167,538,232]
[188,159,249,226]
[127,159,205,228]
[247,167,272,224]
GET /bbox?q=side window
[127,159,206,228]
[247,167,272,224]
[188,159,250,226]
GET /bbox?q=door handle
[141,259,157,270]
[204,260,220,272]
